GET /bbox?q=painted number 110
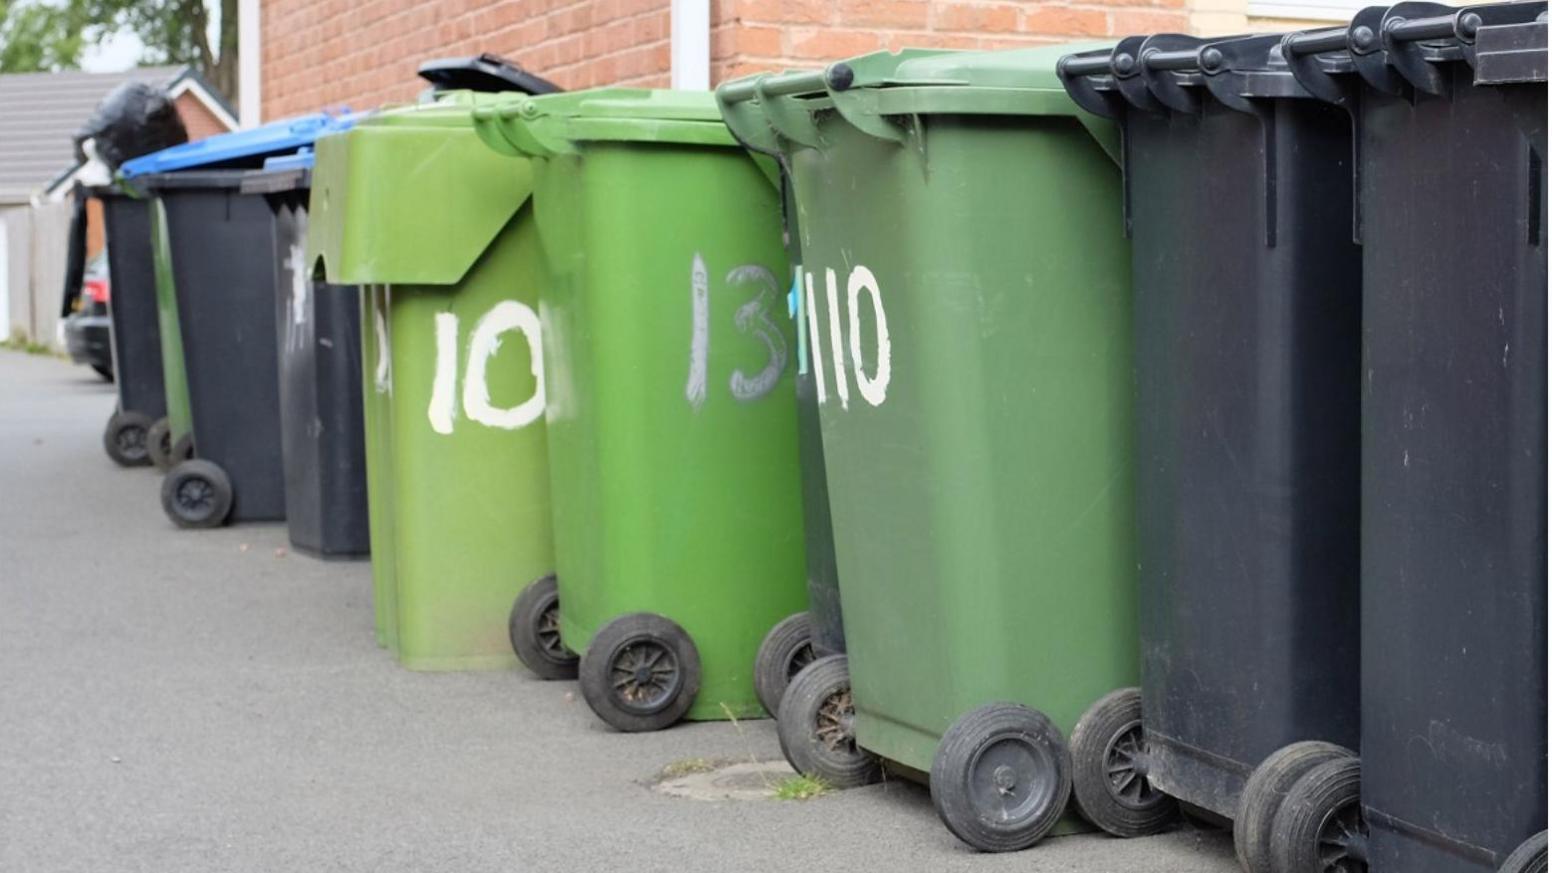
[804,265,891,409]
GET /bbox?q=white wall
[0,200,73,350]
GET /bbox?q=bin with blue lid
[120,111,360,530]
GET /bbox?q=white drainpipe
[238,0,262,126]
[670,0,711,90]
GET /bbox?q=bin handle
[1057,49,1128,120]
[1134,34,1212,113]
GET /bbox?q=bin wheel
[161,459,234,529]
[170,433,195,465]
[1235,741,1354,873]
[1500,832,1548,873]
[1267,754,1365,873]
[103,411,153,467]
[146,418,174,470]
[754,611,816,716]
[578,612,700,733]
[508,574,578,680]
[1070,687,1178,837]
[929,702,1071,853]
[92,363,114,382]
[776,655,880,789]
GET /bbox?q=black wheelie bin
[240,153,370,558]
[1277,4,1548,872]
[93,191,169,468]
[119,112,358,529]
[1058,32,1363,873]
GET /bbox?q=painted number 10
[428,300,545,435]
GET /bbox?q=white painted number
[684,254,790,409]
[805,265,891,408]
[373,291,392,394]
[727,265,786,402]
[685,254,710,410]
[428,299,546,435]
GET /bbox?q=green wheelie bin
[145,200,196,472]
[306,92,557,670]
[716,45,1135,851]
[474,90,807,732]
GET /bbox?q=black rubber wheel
[103,410,152,467]
[91,363,114,382]
[146,417,174,470]
[508,574,578,680]
[929,702,1072,853]
[776,655,880,788]
[170,432,195,465]
[1501,832,1549,873]
[578,612,700,733]
[1070,687,1178,837]
[754,611,816,717]
[1236,741,1354,873]
[160,459,234,529]
[1267,755,1365,873]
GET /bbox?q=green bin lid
[308,90,535,286]
[717,42,1119,162]
[473,88,739,159]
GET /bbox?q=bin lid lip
[120,110,361,178]
[124,169,264,191]
[837,42,1117,96]
[489,88,734,140]
[236,166,312,195]
[354,90,529,129]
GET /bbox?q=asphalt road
[0,350,1243,872]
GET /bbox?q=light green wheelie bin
[307,93,557,671]
[717,45,1134,851]
[475,90,807,731]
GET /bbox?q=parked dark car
[64,251,113,381]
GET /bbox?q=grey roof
[0,66,189,203]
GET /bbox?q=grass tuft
[772,774,832,801]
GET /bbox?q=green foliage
[0,0,238,101]
[0,0,90,72]
[771,774,832,801]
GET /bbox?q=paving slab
[0,350,1243,873]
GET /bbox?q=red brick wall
[261,0,1187,121]
[174,91,234,141]
[262,0,673,120]
[711,0,1185,81]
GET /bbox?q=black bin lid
[416,53,562,95]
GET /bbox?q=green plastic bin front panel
[534,141,807,721]
[359,286,399,650]
[310,100,554,670]
[148,198,194,443]
[786,97,1137,770]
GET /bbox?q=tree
[0,1,89,71]
[0,0,238,104]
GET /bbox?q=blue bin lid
[119,111,357,178]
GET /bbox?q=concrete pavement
[0,350,1242,872]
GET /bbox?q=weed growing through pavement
[772,774,832,801]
